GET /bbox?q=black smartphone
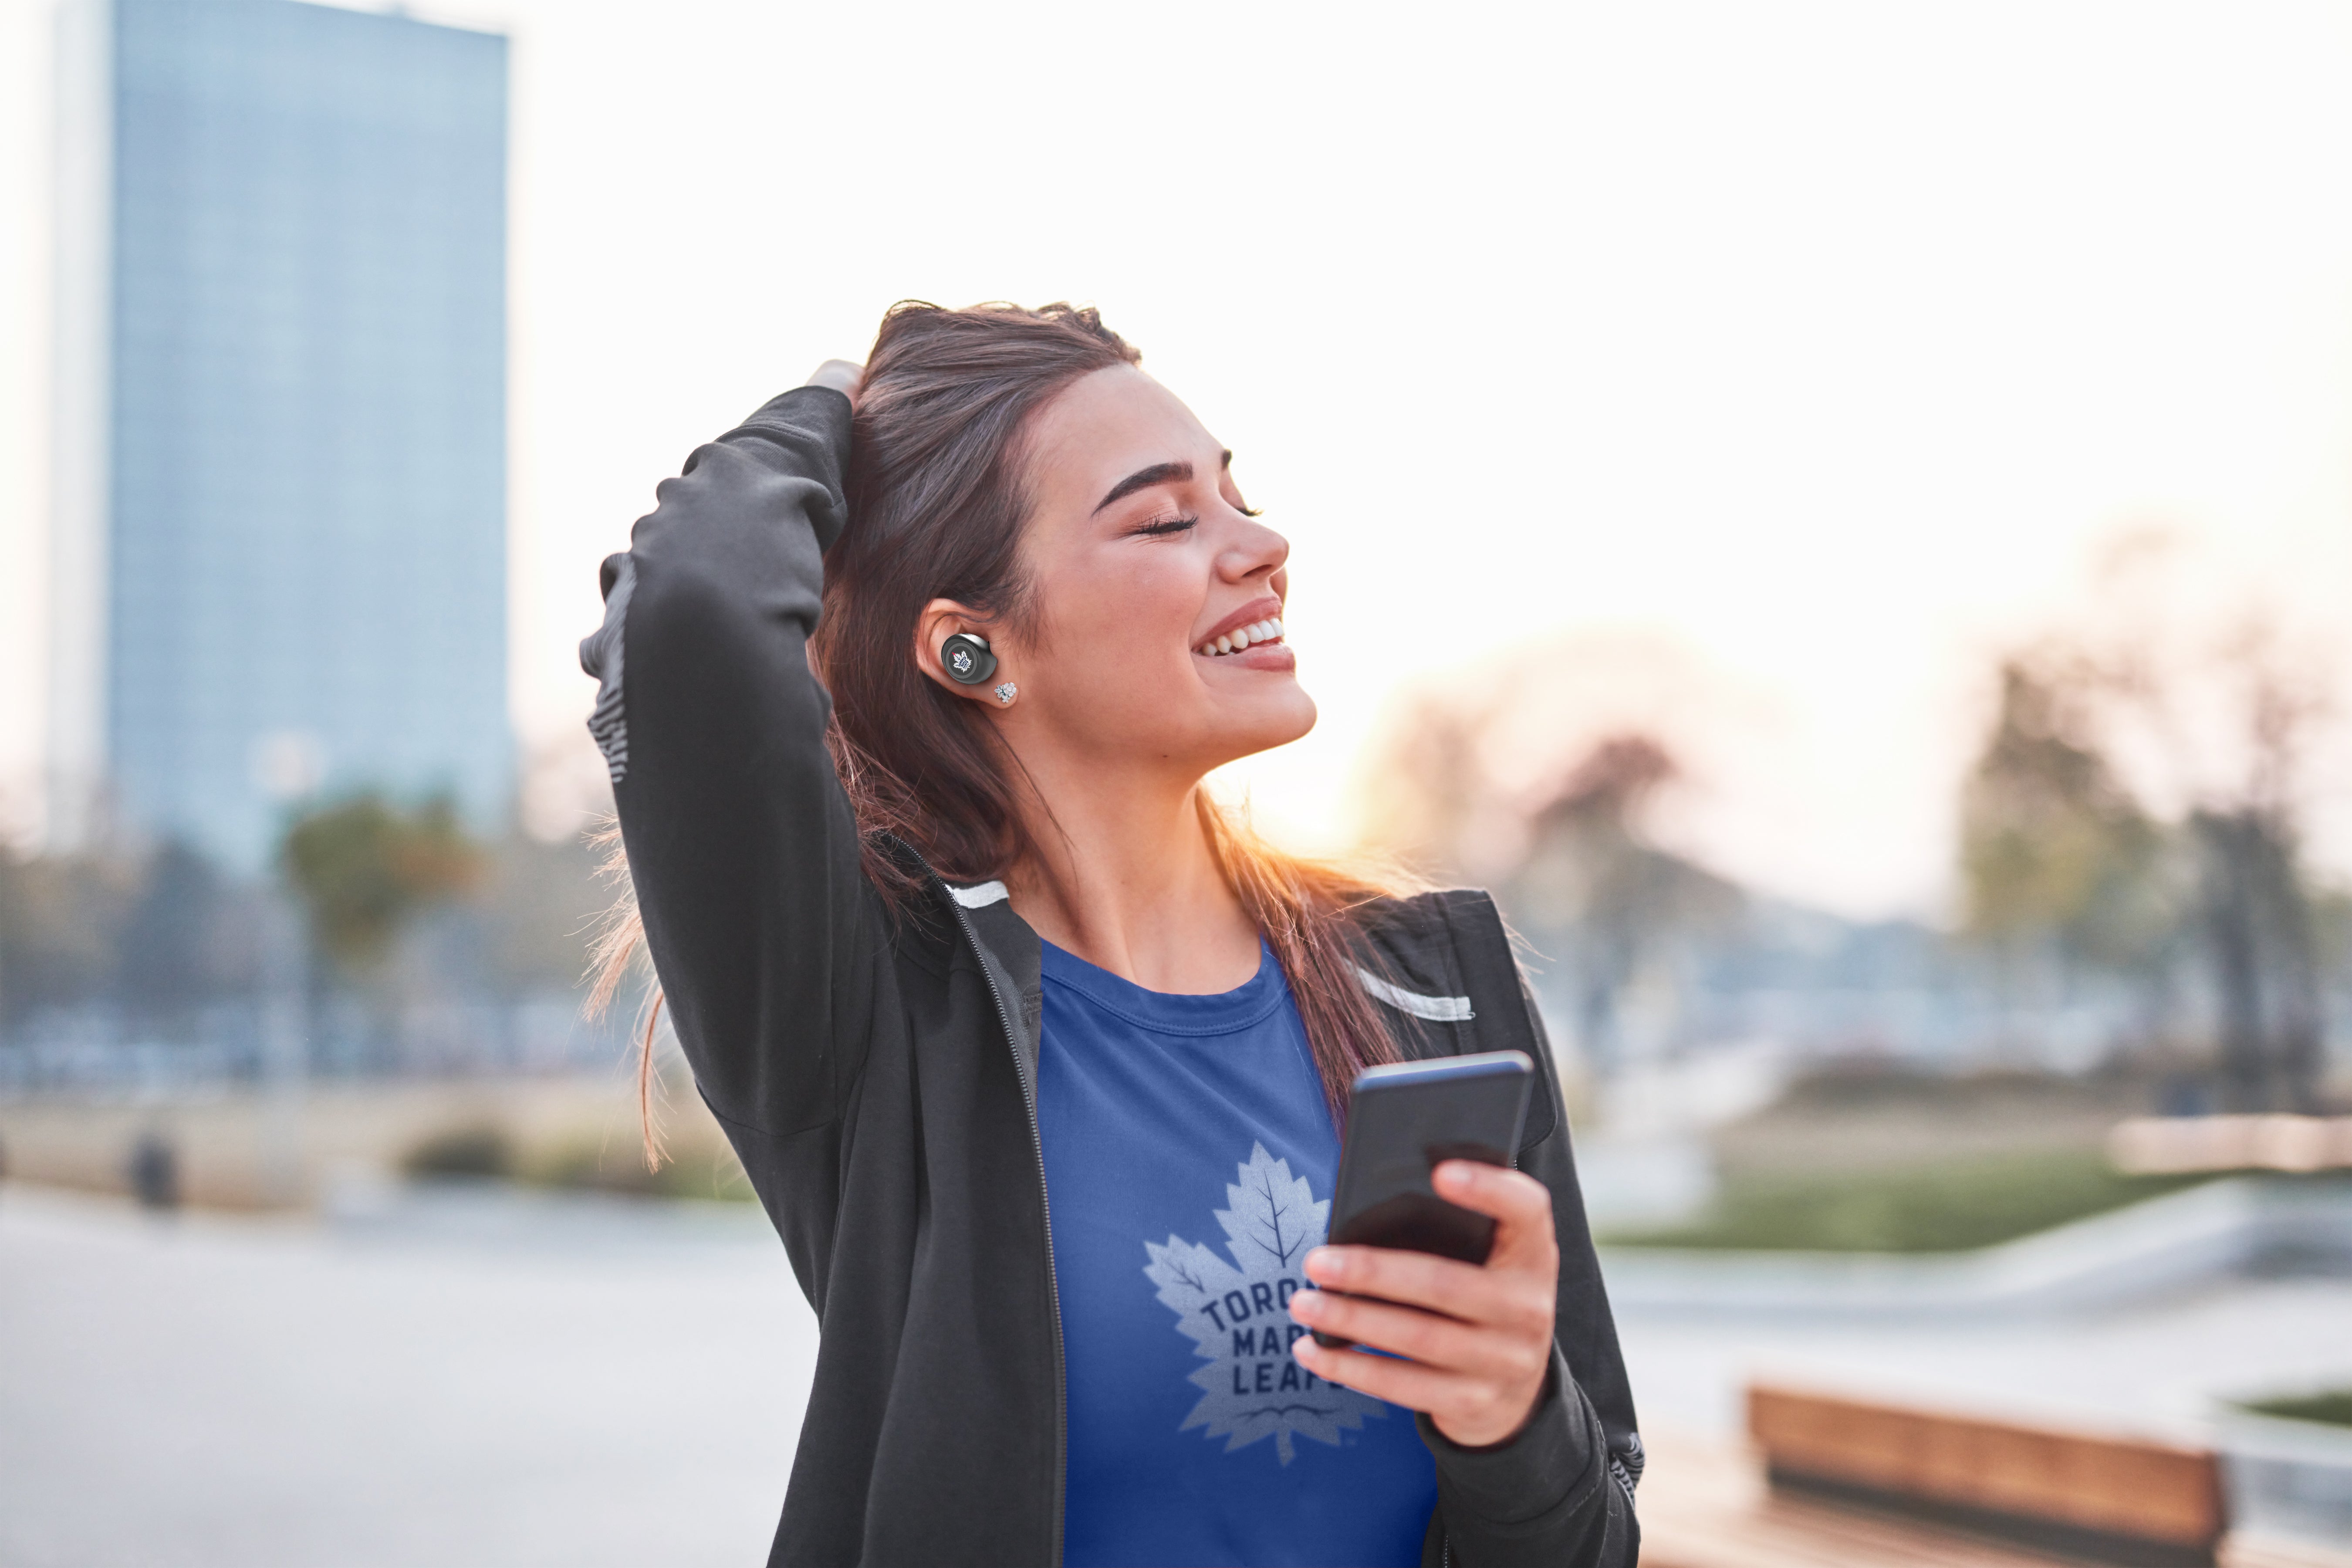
[1311,1049,1535,1349]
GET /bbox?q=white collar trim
[1355,966,1475,1022]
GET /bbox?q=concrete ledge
[2218,1409,2352,1550]
[1600,1176,2352,1319]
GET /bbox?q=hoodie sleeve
[1416,1348,1639,1567]
[1418,901,1642,1568]
[579,385,885,1140]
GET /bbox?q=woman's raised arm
[580,375,883,1141]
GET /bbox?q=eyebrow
[1088,451,1236,516]
[1092,460,1190,516]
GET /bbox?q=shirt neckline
[1039,937,1289,1037]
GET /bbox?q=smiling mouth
[1194,617,1286,658]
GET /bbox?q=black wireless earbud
[939,632,998,686]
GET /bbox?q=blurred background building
[6,0,613,1106]
[50,0,509,870]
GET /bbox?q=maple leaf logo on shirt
[1142,1142,1390,1465]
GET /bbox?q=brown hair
[593,302,1411,1160]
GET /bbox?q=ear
[914,598,1010,703]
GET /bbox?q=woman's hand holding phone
[1286,1159,1559,1449]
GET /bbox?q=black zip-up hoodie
[581,385,1643,1566]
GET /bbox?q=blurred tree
[1960,656,2176,978]
[1504,736,1743,1073]
[1963,590,2339,1109]
[2190,807,2322,1110]
[113,841,262,1026]
[0,848,138,1031]
[1352,686,1507,883]
[280,795,485,981]
[475,832,605,994]
[2175,645,2332,1111]
[1355,638,1757,1075]
[1,802,605,1075]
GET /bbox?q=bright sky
[4,0,2350,918]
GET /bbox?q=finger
[1292,1332,1474,1413]
[1432,1162,1558,1265]
[1288,1288,1532,1383]
[1304,1246,1543,1334]
[1297,1334,1546,1448]
[1304,1245,1480,1311]
[1430,1162,1550,1227]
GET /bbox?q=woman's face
[980,363,1315,779]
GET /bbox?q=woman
[582,302,1641,1567]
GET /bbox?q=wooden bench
[1638,1421,2351,1568]
[1745,1384,2224,1566]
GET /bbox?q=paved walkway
[0,1185,813,1568]
[6,1181,2350,1565]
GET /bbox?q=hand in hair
[1287,1160,1561,1449]
[804,358,865,406]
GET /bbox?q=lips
[1193,596,1287,659]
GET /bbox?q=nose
[1218,512,1289,585]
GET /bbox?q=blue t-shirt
[1036,938,1439,1568]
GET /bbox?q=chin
[1220,686,1317,759]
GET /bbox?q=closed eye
[1129,513,1199,538]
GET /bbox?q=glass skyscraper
[51,0,509,873]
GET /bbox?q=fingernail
[1290,1290,1322,1321]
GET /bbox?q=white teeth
[1196,618,1288,657]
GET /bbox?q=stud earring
[993,682,1018,707]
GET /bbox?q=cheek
[1036,556,1201,679]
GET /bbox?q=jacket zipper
[938,880,1068,1568]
